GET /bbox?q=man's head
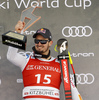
[33,28,53,55]
[33,28,52,40]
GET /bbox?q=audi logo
[18,51,33,59]
[70,73,94,84]
[62,26,92,37]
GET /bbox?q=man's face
[35,35,53,55]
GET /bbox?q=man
[7,21,82,100]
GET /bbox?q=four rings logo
[18,51,33,59]
[62,26,92,37]
[71,73,94,84]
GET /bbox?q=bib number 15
[35,74,51,84]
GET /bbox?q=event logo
[65,0,91,9]
[71,53,94,57]
[0,0,91,9]
[0,0,59,9]
[15,0,59,8]
[62,26,92,37]
[71,73,94,84]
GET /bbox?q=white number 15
[35,74,51,84]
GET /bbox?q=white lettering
[65,0,73,7]
[43,0,59,8]
[0,2,6,9]
[0,0,91,9]
[60,41,67,53]
[71,53,94,57]
[7,0,9,9]
[24,31,36,35]
[14,0,31,8]
[74,0,82,7]
[35,74,41,84]
[84,0,91,9]
[63,61,68,83]
[12,0,59,9]
[14,0,59,9]
[26,65,61,73]
[51,0,59,8]
[65,0,91,9]
[31,1,40,8]
[35,74,51,84]
[5,40,22,47]
[47,0,50,8]
[17,79,23,83]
